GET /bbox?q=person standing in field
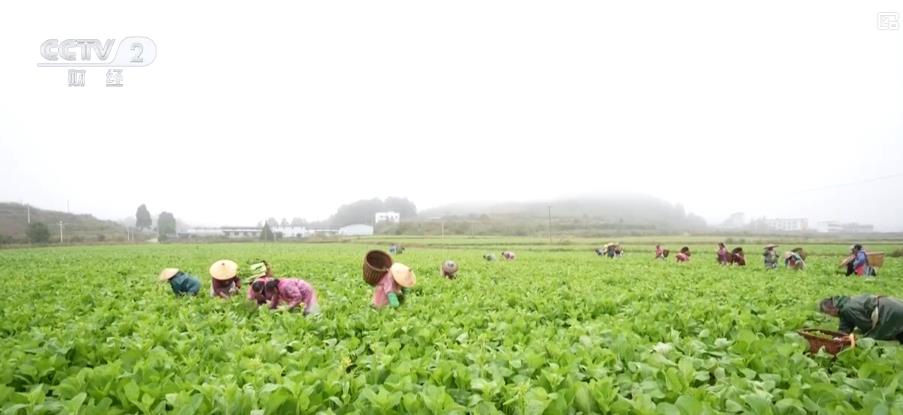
[265,278,321,314]
[246,261,272,305]
[819,295,903,343]
[372,263,416,309]
[716,243,730,265]
[676,246,691,262]
[209,259,242,298]
[159,268,201,296]
[763,244,778,269]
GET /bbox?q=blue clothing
[169,271,201,296]
[853,251,868,269]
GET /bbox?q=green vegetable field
[1,241,902,414]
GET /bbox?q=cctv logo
[37,37,156,67]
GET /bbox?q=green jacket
[836,295,903,340]
[169,272,201,296]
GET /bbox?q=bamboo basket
[798,328,853,355]
[362,250,393,286]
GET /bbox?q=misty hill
[0,202,126,243]
[419,195,708,231]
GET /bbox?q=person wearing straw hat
[441,260,459,279]
[819,295,903,343]
[264,278,320,314]
[159,268,201,296]
[372,263,416,309]
[675,246,691,263]
[246,261,273,305]
[763,244,779,269]
[209,259,241,298]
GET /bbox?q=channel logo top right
[877,12,899,30]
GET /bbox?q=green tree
[260,223,275,241]
[136,204,152,230]
[27,222,50,243]
[158,212,177,237]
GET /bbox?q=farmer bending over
[716,243,730,265]
[372,263,416,309]
[784,250,805,270]
[676,246,691,263]
[819,295,903,343]
[209,259,241,298]
[265,278,320,315]
[730,247,746,266]
[655,245,668,260]
[159,268,201,296]
[246,261,273,305]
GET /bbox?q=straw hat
[442,260,459,276]
[158,268,179,282]
[765,244,777,249]
[209,259,239,280]
[248,262,268,279]
[390,263,416,287]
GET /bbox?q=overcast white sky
[1,1,901,230]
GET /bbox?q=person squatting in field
[209,259,241,298]
[265,278,321,315]
[502,251,517,260]
[372,263,416,309]
[246,261,273,305]
[159,268,201,296]
[763,244,779,269]
[819,295,903,343]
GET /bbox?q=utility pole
[59,220,63,243]
[547,205,552,244]
[441,221,445,240]
[26,205,30,224]
[67,200,70,213]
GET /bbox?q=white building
[271,226,310,238]
[375,211,400,224]
[220,227,262,238]
[753,218,808,232]
[339,224,374,236]
[183,227,223,237]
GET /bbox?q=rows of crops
[1,242,902,414]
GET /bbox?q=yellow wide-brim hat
[765,244,777,249]
[209,259,239,280]
[158,268,180,282]
[390,263,416,288]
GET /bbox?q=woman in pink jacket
[265,278,321,315]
